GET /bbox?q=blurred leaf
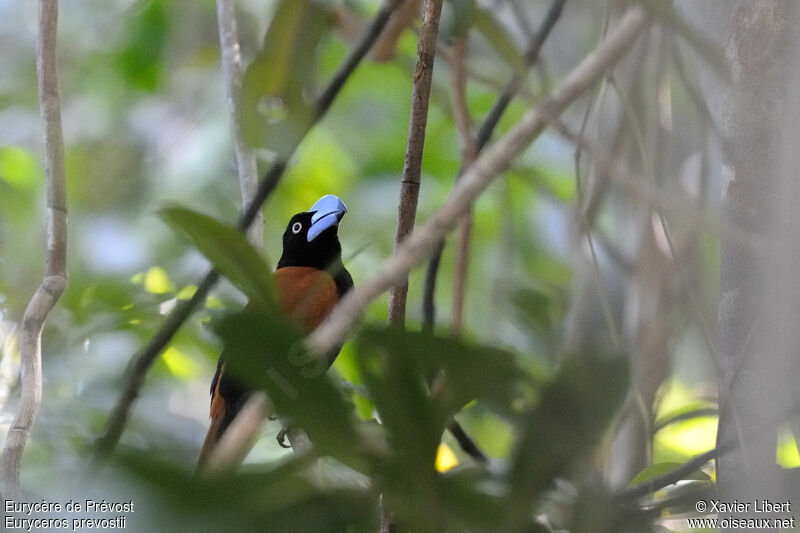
[636,0,730,81]
[653,404,717,433]
[471,7,526,73]
[118,452,378,533]
[356,328,444,495]
[215,310,365,467]
[161,346,201,380]
[656,415,717,457]
[435,469,551,533]
[176,285,197,300]
[0,146,41,190]
[435,443,459,473]
[570,482,651,533]
[629,462,710,487]
[143,266,174,294]
[159,206,274,308]
[117,0,169,91]
[357,327,528,423]
[507,355,629,529]
[239,0,330,153]
[510,286,558,340]
[777,426,800,468]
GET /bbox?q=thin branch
[85,0,403,477]
[548,117,778,257]
[422,0,565,330]
[200,393,270,474]
[449,34,475,335]
[382,4,443,527]
[387,0,444,326]
[308,5,650,359]
[372,0,422,62]
[216,0,263,248]
[1,0,68,499]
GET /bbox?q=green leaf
[471,7,526,73]
[215,310,365,467]
[239,0,330,153]
[507,355,629,530]
[653,404,718,434]
[629,461,711,487]
[357,327,529,423]
[355,329,445,492]
[159,206,274,307]
[117,451,378,533]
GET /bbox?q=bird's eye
[291,222,303,234]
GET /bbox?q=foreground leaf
[160,206,274,308]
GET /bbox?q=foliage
[0,0,737,531]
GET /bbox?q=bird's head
[277,194,347,270]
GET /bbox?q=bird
[197,194,353,469]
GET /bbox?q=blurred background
[0,0,794,530]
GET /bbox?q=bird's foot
[276,428,292,448]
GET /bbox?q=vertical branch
[449,35,476,335]
[383,3,442,529]
[387,0,443,326]
[216,0,264,248]
[1,0,68,499]
[421,0,565,331]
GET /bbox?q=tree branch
[422,0,565,331]
[1,0,68,499]
[216,0,264,248]
[308,4,649,361]
[387,0,443,326]
[449,34,475,336]
[85,0,403,477]
[371,0,422,62]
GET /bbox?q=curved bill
[307,194,347,242]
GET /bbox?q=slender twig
[216,0,263,248]
[449,34,476,335]
[421,0,565,330]
[387,0,443,326]
[383,5,442,530]
[372,0,422,62]
[201,393,270,474]
[0,0,68,499]
[85,0,403,476]
[308,5,650,359]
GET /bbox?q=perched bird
[197,194,353,468]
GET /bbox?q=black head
[276,195,347,270]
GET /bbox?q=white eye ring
[291,222,303,234]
